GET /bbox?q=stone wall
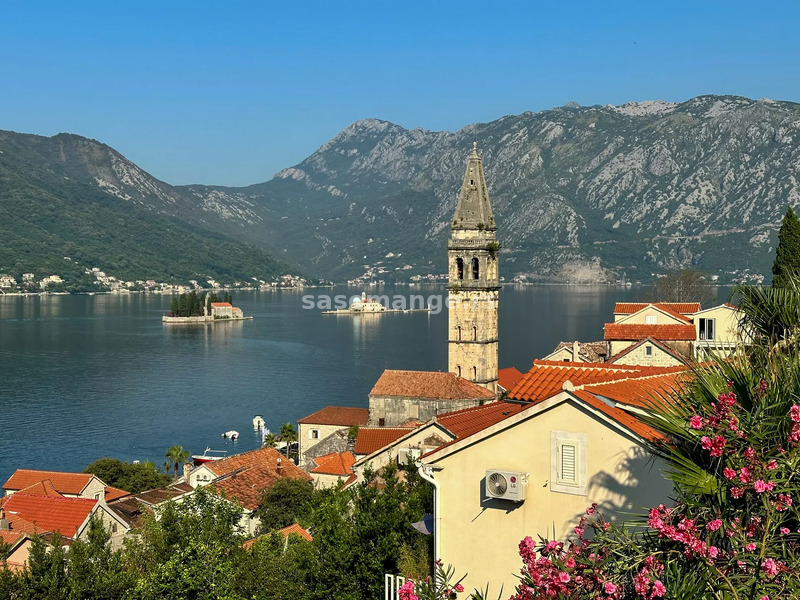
[368,394,484,427]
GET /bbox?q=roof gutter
[415,460,442,565]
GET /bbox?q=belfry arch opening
[472,257,479,279]
[456,258,464,280]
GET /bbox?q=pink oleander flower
[723,467,736,479]
[791,405,800,422]
[744,447,756,461]
[754,480,767,493]
[603,581,616,595]
[689,415,703,429]
[739,467,751,483]
[766,459,778,470]
[651,580,666,597]
[781,527,790,535]
[710,435,726,457]
[398,579,418,600]
[708,546,719,559]
[565,556,575,568]
[745,543,757,552]
[455,584,464,593]
[706,519,722,531]
[731,487,744,498]
[557,571,571,583]
[700,436,712,450]
[762,558,779,576]
[759,596,770,600]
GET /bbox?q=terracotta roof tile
[614,302,701,315]
[604,323,697,341]
[15,480,64,498]
[570,391,665,443]
[508,362,638,401]
[369,370,495,400]
[0,530,25,546]
[310,451,356,476]
[104,487,131,502]
[498,367,523,391]
[208,447,312,511]
[354,428,416,455]
[210,302,232,307]
[0,494,95,538]
[242,523,313,549]
[436,401,528,439]
[297,406,370,426]
[580,371,690,409]
[3,470,94,496]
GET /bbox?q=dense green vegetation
[0,131,293,287]
[0,463,432,600]
[772,206,800,288]
[83,458,171,494]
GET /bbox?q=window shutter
[560,443,577,482]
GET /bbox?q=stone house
[307,451,357,488]
[3,469,129,503]
[296,406,369,466]
[367,369,495,427]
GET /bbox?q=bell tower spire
[447,144,499,392]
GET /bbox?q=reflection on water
[0,285,658,483]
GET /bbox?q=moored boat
[191,447,227,466]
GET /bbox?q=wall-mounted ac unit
[485,469,527,502]
[397,447,422,467]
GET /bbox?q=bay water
[0,285,654,485]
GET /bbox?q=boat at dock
[221,430,239,440]
[191,447,228,466]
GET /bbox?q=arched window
[473,366,477,380]
[472,257,479,279]
[473,326,477,341]
[456,258,464,280]
[457,326,462,341]
[457,366,462,377]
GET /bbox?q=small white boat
[253,415,265,430]
[191,447,227,466]
[221,430,239,439]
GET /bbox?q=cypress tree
[772,206,800,288]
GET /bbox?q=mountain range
[2,94,799,285]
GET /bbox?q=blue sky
[2,1,798,186]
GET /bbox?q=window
[645,345,653,356]
[645,315,657,325]
[310,429,320,439]
[378,418,386,427]
[472,366,477,380]
[699,318,716,341]
[456,258,464,280]
[457,326,462,341]
[550,431,587,495]
[470,179,474,185]
[112,523,118,533]
[473,326,477,341]
[457,366,462,377]
[472,257,479,279]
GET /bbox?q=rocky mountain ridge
[3,94,799,284]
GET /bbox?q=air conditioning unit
[485,469,527,502]
[397,447,422,467]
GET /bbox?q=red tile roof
[0,494,95,538]
[508,362,638,401]
[369,370,495,400]
[104,487,131,502]
[614,302,701,315]
[580,371,689,409]
[210,302,232,307]
[15,480,65,498]
[208,447,312,511]
[0,530,25,546]
[277,523,313,541]
[498,367,523,391]
[310,452,356,476]
[437,401,528,439]
[354,427,416,455]
[570,391,665,443]
[3,470,94,496]
[242,523,313,549]
[297,406,370,426]
[604,323,697,341]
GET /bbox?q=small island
[162,291,252,324]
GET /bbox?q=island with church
[162,291,252,324]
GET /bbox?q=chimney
[277,457,283,475]
[572,341,580,362]
[0,507,9,531]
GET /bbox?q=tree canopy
[772,206,800,288]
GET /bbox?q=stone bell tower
[447,143,499,392]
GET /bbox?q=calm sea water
[0,285,652,484]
